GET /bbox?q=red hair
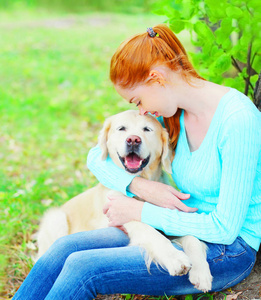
[110,24,205,150]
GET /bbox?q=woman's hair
[110,24,204,150]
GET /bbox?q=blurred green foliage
[152,0,261,99]
[0,0,154,13]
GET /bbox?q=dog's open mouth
[118,152,150,174]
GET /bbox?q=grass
[0,8,221,300]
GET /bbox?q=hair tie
[147,27,158,38]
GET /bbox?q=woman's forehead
[114,84,136,99]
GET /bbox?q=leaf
[247,0,260,10]
[222,38,232,51]
[124,294,132,300]
[26,241,37,250]
[220,18,233,35]
[250,74,259,88]
[231,44,248,64]
[194,21,215,42]
[184,294,193,300]
[226,291,243,300]
[226,6,243,18]
[210,54,231,74]
[181,0,198,19]
[205,0,227,21]
[169,19,186,33]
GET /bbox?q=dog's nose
[126,135,141,146]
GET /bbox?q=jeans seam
[225,249,247,258]
[72,274,97,300]
[221,261,255,290]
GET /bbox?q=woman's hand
[129,177,198,212]
[103,194,144,227]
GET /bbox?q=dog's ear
[98,117,112,160]
[161,129,174,174]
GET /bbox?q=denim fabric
[13,228,257,300]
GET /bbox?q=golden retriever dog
[37,110,212,292]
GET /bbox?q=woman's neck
[174,79,230,152]
[173,78,229,120]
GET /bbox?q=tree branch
[231,56,242,73]
[254,71,261,111]
[244,42,252,95]
[231,55,255,95]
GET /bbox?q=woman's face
[114,81,178,118]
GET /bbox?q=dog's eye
[118,126,126,131]
[143,126,152,132]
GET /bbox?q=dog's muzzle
[118,135,150,174]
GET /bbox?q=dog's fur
[37,110,212,292]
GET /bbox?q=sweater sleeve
[142,111,260,244]
[87,145,136,197]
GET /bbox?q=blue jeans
[13,227,257,300]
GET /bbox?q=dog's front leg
[177,236,213,292]
[124,221,191,276]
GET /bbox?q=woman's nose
[139,106,147,115]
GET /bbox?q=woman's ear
[98,117,112,160]
[149,70,166,86]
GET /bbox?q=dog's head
[98,110,173,179]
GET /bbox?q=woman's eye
[143,126,152,132]
[118,126,126,131]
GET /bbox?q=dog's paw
[153,244,192,276]
[168,251,192,276]
[188,263,213,293]
[126,221,191,277]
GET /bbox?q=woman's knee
[52,235,76,252]
[40,234,78,266]
[64,250,102,273]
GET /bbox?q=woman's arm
[129,177,197,212]
[87,145,136,197]
[87,145,195,211]
[141,111,260,244]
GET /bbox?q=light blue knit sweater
[87,88,261,251]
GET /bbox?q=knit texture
[87,146,136,197]
[87,88,261,251]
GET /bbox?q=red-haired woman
[13,25,260,300]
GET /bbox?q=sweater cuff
[126,184,135,198]
[141,202,166,230]
[103,155,136,196]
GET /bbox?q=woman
[13,25,260,300]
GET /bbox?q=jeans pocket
[219,238,257,290]
[225,237,248,258]
[206,243,226,262]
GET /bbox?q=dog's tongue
[125,153,142,169]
